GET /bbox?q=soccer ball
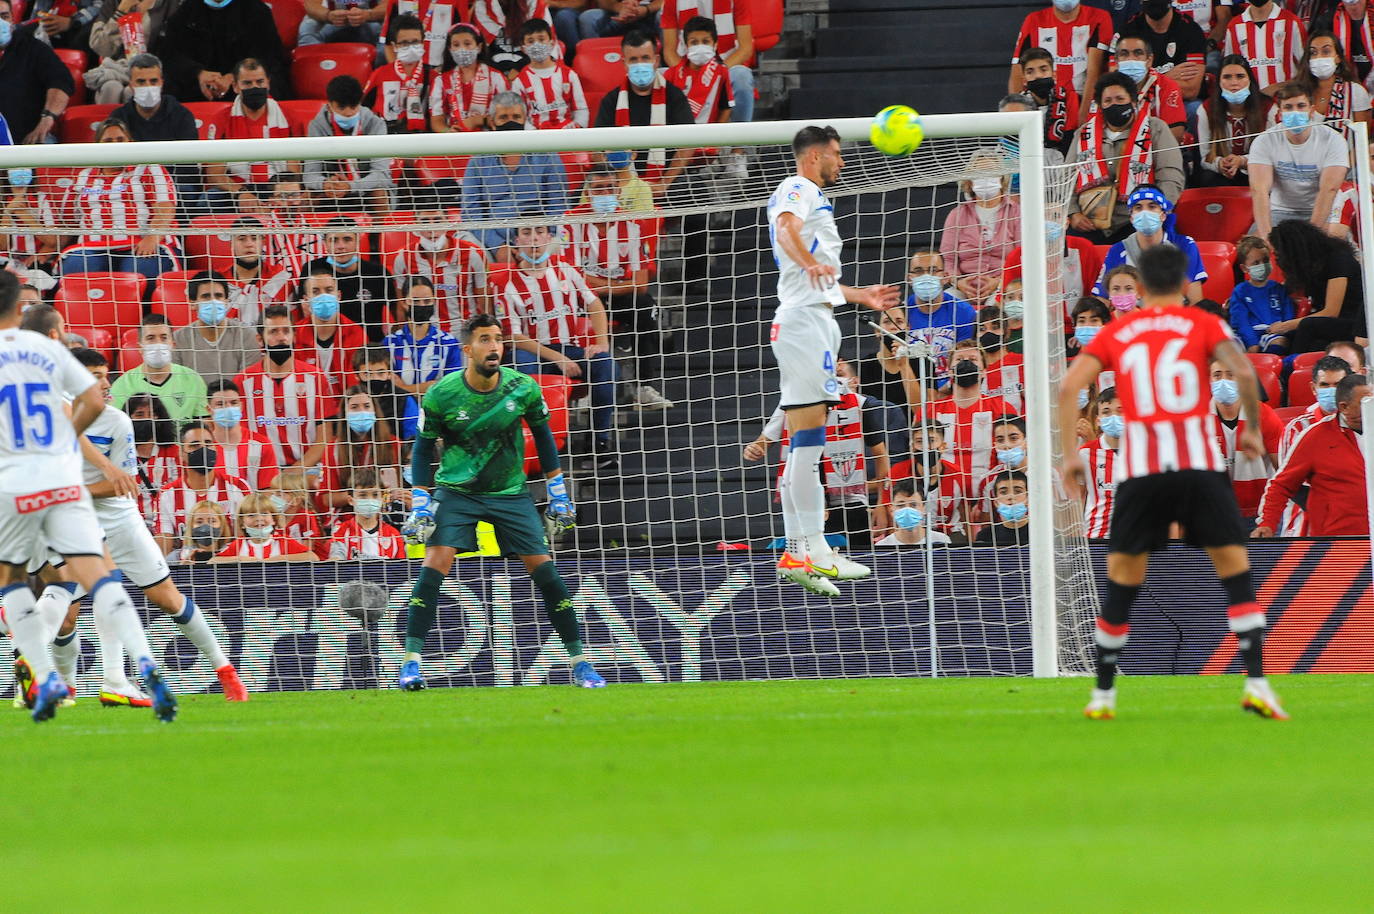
[870,105,924,156]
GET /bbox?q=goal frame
[0,110,1061,676]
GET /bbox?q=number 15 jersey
[0,328,96,492]
[1082,305,1229,479]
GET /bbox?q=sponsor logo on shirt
[255,416,312,427]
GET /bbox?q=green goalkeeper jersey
[420,368,550,496]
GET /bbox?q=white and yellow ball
[869,105,924,156]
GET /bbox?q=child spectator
[974,470,1031,546]
[387,199,490,331]
[173,500,233,564]
[267,467,328,557]
[206,379,281,491]
[299,0,385,47]
[662,0,754,125]
[1079,386,1123,539]
[318,386,404,509]
[1195,56,1270,189]
[1018,47,1080,155]
[472,0,560,67]
[111,313,210,427]
[1228,236,1296,353]
[294,263,368,392]
[127,392,181,529]
[1211,358,1284,523]
[664,16,737,126]
[512,17,587,129]
[214,493,315,562]
[353,347,422,439]
[873,480,951,547]
[328,467,407,559]
[1009,0,1113,120]
[889,420,967,540]
[974,416,1030,516]
[1068,295,1112,361]
[383,276,464,395]
[919,341,1016,487]
[979,305,1024,412]
[429,23,506,133]
[365,14,434,134]
[940,155,1022,306]
[1099,265,1142,315]
[304,76,394,216]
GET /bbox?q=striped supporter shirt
[156,472,252,538]
[492,262,598,346]
[234,360,336,467]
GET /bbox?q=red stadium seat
[573,38,627,101]
[1288,375,1317,410]
[58,104,116,144]
[291,43,375,100]
[68,326,116,363]
[1246,352,1282,377]
[183,215,238,273]
[750,0,784,58]
[119,327,144,371]
[1195,240,1237,303]
[1274,405,1308,426]
[277,98,327,129]
[521,374,571,473]
[1174,186,1253,244]
[560,151,592,192]
[267,0,306,51]
[55,272,147,337]
[150,269,200,327]
[1292,350,1325,373]
[183,102,231,139]
[414,155,469,185]
[54,48,89,105]
[1255,368,1281,406]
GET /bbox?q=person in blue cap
[1092,184,1207,304]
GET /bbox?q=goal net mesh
[0,121,1097,696]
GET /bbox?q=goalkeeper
[398,313,606,690]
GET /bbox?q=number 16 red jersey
[1082,305,1231,479]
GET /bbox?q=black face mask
[265,343,293,365]
[235,256,259,271]
[979,331,1004,351]
[131,418,154,442]
[409,304,435,324]
[912,450,942,467]
[240,87,269,111]
[365,379,396,403]
[953,359,982,389]
[1026,77,1056,100]
[493,120,525,131]
[186,446,217,474]
[191,524,216,547]
[1102,103,1135,129]
[1142,0,1171,18]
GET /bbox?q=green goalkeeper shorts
[430,488,549,557]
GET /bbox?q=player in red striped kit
[1060,245,1287,721]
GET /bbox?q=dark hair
[1299,31,1359,91]
[390,12,423,42]
[72,347,108,369]
[1097,386,1118,404]
[18,302,60,336]
[1271,81,1311,104]
[620,27,657,51]
[517,17,552,41]
[206,378,242,399]
[399,275,435,298]
[298,261,337,301]
[1093,70,1139,104]
[1018,47,1053,68]
[1071,296,1111,324]
[1136,244,1190,297]
[1269,219,1355,297]
[1191,298,1226,318]
[231,216,265,234]
[141,312,171,329]
[179,420,212,442]
[326,75,364,107]
[994,416,1027,436]
[682,15,717,40]
[188,270,229,301]
[334,384,398,490]
[1313,354,1354,381]
[978,304,1006,325]
[0,269,17,319]
[892,478,917,499]
[1336,373,1368,405]
[259,303,292,338]
[792,125,841,159]
[351,465,380,491]
[498,0,533,40]
[462,313,503,343]
[1114,31,1154,58]
[95,117,133,142]
[993,469,1028,490]
[232,57,268,82]
[442,23,485,71]
[1325,339,1367,369]
[1205,55,1267,161]
[353,346,392,370]
[126,393,176,446]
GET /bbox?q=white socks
[35,583,74,643]
[173,597,229,669]
[91,574,154,671]
[780,428,829,560]
[4,584,55,680]
[51,632,78,684]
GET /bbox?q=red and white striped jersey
[769,392,873,507]
[1,191,57,263]
[226,268,294,329]
[973,459,1030,513]
[1214,404,1285,519]
[294,317,367,396]
[1172,0,1225,33]
[205,100,300,185]
[1223,8,1306,89]
[663,58,734,124]
[1011,5,1114,92]
[889,457,967,536]
[389,235,489,332]
[215,533,313,560]
[565,214,651,281]
[919,394,1016,487]
[214,430,280,491]
[1279,403,1326,462]
[135,444,180,527]
[282,508,326,557]
[234,361,336,467]
[985,351,1024,413]
[328,517,407,559]
[472,0,552,46]
[61,165,176,248]
[364,61,432,127]
[493,262,599,346]
[260,212,321,279]
[428,64,507,130]
[513,63,588,130]
[663,0,749,57]
[1082,305,1231,479]
[1078,438,1121,539]
[155,472,252,537]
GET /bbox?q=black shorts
[1108,470,1249,555]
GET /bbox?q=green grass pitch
[8,675,1373,912]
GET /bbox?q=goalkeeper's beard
[474,354,501,377]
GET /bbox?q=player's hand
[1238,427,1265,460]
[402,487,436,545]
[742,438,770,461]
[803,262,838,290]
[103,464,141,500]
[1060,452,1086,501]
[544,472,576,537]
[1251,525,1275,538]
[854,283,901,312]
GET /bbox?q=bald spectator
[0,0,74,144]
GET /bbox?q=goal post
[0,109,1097,689]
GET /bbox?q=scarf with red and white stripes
[615,75,666,167]
[1074,107,1153,201]
[674,58,727,125]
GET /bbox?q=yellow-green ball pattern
[870,105,925,156]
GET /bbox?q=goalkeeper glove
[544,472,575,537]
[402,487,436,545]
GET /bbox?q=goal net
[0,111,1098,698]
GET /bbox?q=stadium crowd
[0,0,1370,557]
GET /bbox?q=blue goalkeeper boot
[139,658,178,723]
[31,671,68,723]
[573,660,606,689]
[398,660,426,692]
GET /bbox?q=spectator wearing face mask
[939,159,1022,307]
[1017,48,1080,155]
[154,0,288,103]
[1110,33,1187,142]
[298,0,384,47]
[388,206,491,333]
[978,306,1024,413]
[328,467,406,559]
[155,421,253,555]
[1118,2,1208,102]
[582,149,655,213]
[904,249,977,378]
[974,470,1032,546]
[127,392,181,527]
[1068,295,1112,361]
[293,262,368,393]
[205,378,279,491]
[265,466,327,555]
[664,17,737,127]
[1280,355,1353,461]
[172,271,260,384]
[213,493,314,562]
[1256,373,1370,537]
[1194,55,1271,188]
[304,76,394,215]
[472,0,560,66]
[0,0,74,144]
[382,276,464,395]
[1099,265,1142,317]
[1210,358,1284,523]
[1079,386,1124,539]
[429,23,504,133]
[1297,30,1371,129]
[305,218,395,339]
[1010,0,1113,122]
[874,480,951,547]
[662,1,754,127]
[1223,0,1307,91]
[919,342,1016,487]
[174,499,231,563]
[0,169,59,288]
[205,59,300,212]
[87,0,184,105]
[352,346,421,439]
[888,420,968,540]
[363,14,434,135]
[317,386,403,509]
[112,314,210,426]
[234,303,336,468]
[974,416,1031,517]
[1092,185,1206,303]
[593,30,694,199]
[111,54,198,144]
[261,176,322,279]
[222,218,295,327]
[1227,235,1296,353]
[1002,218,1105,307]
[512,17,587,129]
[1066,71,1184,244]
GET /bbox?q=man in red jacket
[1254,374,1370,537]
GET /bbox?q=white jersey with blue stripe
[82,404,141,524]
[766,174,846,314]
[0,328,94,492]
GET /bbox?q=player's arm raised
[1057,350,1103,499]
[1213,338,1265,458]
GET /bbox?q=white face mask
[1309,57,1338,80]
[685,44,715,66]
[141,343,172,369]
[245,523,274,541]
[132,84,162,108]
[396,44,425,65]
[970,178,1002,200]
[418,234,446,252]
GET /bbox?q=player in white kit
[766,126,899,596]
[11,333,249,706]
[0,272,177,722]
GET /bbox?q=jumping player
[1060,245,1287,721]
[397,314,606,690]
[0,272,176,722]
[767,125,899,596]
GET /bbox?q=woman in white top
[874,480,952,547]
[1298,31,1371,131]
[1194,55,1271,188]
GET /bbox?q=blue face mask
[1074,324,1101,345]
[911,275,943,302]
[212,406,242,429]
[626,62,656,88]
[8,167,33,187]
[1131,209,1164,236]
[518,248,552,266]
[996,502,1029,522]
[1211,378,1240,405]
[1099,414,1125,438]
[1281,110,1310,132]
[996,446,1025,466]
[197,299,228,326]
[605,150,631,170]
[1221,86,1251,105]
[327,255,359,271]
[333,110,360,131]
[309,293,340,320]
[204,0,233,8]
[1078,388,1090,409]
[893,506,925,529]
[346,411,377,434]
[0,19,11,47]
[1045,219,1065,244]
[590,194,619,215]
[1316,386,1338,413]
[354,497,383,516]
[1116,60,1148,83]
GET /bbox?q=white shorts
[0,485,104,568]
[770,304,842,409]
[102,508,170,589]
